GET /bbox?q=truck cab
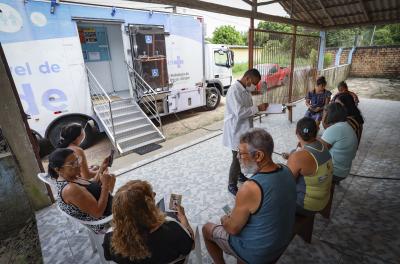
[204,44,234,100]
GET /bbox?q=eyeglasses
[236,149,257,160]
[63,156,81,168]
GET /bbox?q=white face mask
[246,84,256,92]
[240,160,259,175]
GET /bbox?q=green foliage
[309,49,318,67]
[211,25,244,45]
[326,24,400,47]
[257,21,292,33]
[232,62,248,78]
[324,53,333,68]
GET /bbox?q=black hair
[296,117,318,141]
[324,102,347,126]
[48,148,74,179]
[57,123,83,148]
[316,76,327,86]
[337,81,348,91]
[336,93,364,124]
[243,68,261,81]
[240,128,274,158]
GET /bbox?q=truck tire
[205,86,221,110]
[32,130,54,158]
[47,116,96,149]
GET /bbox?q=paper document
[258,104,285,114]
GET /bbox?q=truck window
[214,50,229,67]
[268,66,278,75]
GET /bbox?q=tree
[257,21,292,33]
[211,25,245,45]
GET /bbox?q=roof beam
[128,0,320,28]
[293,0,320,25]
[358,0,370,21]
[324,18,400,30]
[257,0,281,6]
[316,0,335,25]
[242,0,254,6]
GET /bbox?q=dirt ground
[345,77,400,101]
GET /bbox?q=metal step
[112,117,150,132]
[118,131,162,150]
[97,105,138,116]
[120,137,164,154]
[100,111,143,123]
[114,124,153,140]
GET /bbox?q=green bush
[232,62,248,78]
[324,53,333,68]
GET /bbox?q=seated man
[321,103,358,183]
[332,81,359,105]
[203,128,296,264]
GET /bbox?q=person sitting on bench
[321,103,358,183]
[203,129,296,264]
[285,117,333,216]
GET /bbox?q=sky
[64,0,289,37]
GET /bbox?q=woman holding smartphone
[58,123,100,180]
[48,148,115,232]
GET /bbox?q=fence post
[288,25,297,123]
[248,0,257,69]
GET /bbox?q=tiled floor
[36,98,400,264]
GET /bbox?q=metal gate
[251,29,320,107]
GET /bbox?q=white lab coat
[222,81,258,150]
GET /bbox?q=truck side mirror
[229,50,234,67]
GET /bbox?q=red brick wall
[350,46,400,78]
[324,46,400,78]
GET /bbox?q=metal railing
[125,62,163,134]
[86,67,119,150]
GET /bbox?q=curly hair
[111,180,165,261]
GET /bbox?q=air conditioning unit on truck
[0,0,234,155]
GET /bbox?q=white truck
[0,0,234,154]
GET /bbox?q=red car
[255,63,290,92]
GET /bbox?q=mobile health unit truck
[0,0,234,154]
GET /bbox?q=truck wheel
[205,87,221,110]
[47,116,96,149]
[32,130,54,158]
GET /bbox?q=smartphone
[222,205,232,215]
[108,149,115,167]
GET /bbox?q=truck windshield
[214,50,229,67]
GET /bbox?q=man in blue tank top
[203,129,297,264]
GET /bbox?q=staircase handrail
[125,61,163,134]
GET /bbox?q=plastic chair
[37,173,113,263]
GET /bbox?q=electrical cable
[349,173,400,181]
[172,112,222,132]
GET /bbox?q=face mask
[240,160,259,175]
[246,84,256,92]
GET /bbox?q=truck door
[212,48,232,88]
[128,25,169,91]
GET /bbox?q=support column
[288,25,297,123]
[248,0,257,69]
[318,31,326,71]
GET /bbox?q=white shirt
[222,81,259,150]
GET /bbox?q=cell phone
[222,205,232,215]
[108,149,115,167]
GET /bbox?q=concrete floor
[35,96,400,264]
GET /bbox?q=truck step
[114,124,153,140]
[120,137,165,154]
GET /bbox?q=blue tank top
[229,165,296,264]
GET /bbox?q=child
[305,76,331,127]
[332,81,359,105]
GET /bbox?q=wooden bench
[293,183,336,243]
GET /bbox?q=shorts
[305,110,323,121]
[211,225,245,262]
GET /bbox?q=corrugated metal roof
[279,0,400,29]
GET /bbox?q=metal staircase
[86,67,165,154]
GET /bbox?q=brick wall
[350,46,400,78]
[324,45,400,78]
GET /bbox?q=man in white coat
[223,69,269,195]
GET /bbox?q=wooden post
[248,0,257,69]
[288,25,297,123]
